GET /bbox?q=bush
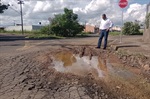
[40,8,84,37]
[40,25,52,35]
[122,22,140,35]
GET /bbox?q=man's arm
[107,20,113,31]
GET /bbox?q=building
[111,26,121,32]
[84,25,99,33]
[5,25,43,31]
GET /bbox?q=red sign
[119,0,128,8]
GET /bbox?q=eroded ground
[0,44,150,99]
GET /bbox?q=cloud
[0,0,147,26]
[124,3,147,23]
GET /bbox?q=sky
[0,0,150,27]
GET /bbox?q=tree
[0,4,9,13]
[122,22,132,35]
[48,8,84,37]
[122,22,140,35]
[40,25,51,34]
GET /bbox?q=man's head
[102,14,107,20]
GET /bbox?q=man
[96,14,113,50]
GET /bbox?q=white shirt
[99,18,113,30]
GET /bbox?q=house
[5,25,43,31]
[84,25,99,33]
[111,26,121,32]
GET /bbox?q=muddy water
[50,51,150,99]
[51,52,103,77]
[51,51,137,79]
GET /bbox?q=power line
[9,6,20,14]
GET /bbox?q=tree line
[1,5,149,36]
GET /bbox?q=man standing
[96,14,113,49]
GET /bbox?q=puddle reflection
[50,52,137,79]
[51,52,105,77]
[55,52,76,67]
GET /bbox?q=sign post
[118,0,128,43]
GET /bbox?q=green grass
[0,30,91,39]
[0,30,64,39]
[109,31,120,36]
[27,34,64,39]
[0,30,39,35]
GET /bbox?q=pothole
[35,47,150,99]
[49,51,137,80]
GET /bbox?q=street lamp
[18,0,24,35]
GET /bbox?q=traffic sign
[119,0,128,8]
[118,0,128,43]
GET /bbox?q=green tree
[0,4,9,13]
[122,22,140,35]
[122,22,132,35]
[48,8,84,37]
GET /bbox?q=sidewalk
[109,35,150,58]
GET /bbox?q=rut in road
[0,46,150,99]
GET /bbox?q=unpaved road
[0,36,150,99]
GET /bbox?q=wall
[84,25,99,33]
[5,26,32,31]
[5,25,43,31]
[32,25,43,30]
[84,25,95,33]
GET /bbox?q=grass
[0,30,124,39]
[76,32,90,37]
[109,31,121,36]
[0,30,89,39]
[0,30,64,39]
[27,33,64,39]
[109,31,143,36]
[0,30,37,35]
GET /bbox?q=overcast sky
[0,0,150,27]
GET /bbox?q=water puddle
[51,52,104,77]
[50,52,137,79]
[49,51,150,99]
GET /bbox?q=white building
[5,25,43,31]
[111,26,121,32]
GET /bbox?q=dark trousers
[97,29,109,49]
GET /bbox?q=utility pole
[18,0,24,35]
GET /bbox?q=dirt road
[0,35,150,99]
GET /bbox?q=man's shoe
[95,47,100,49]
[103,48,106,50]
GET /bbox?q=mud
[35,46,150,99]
[0,45,150,99]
